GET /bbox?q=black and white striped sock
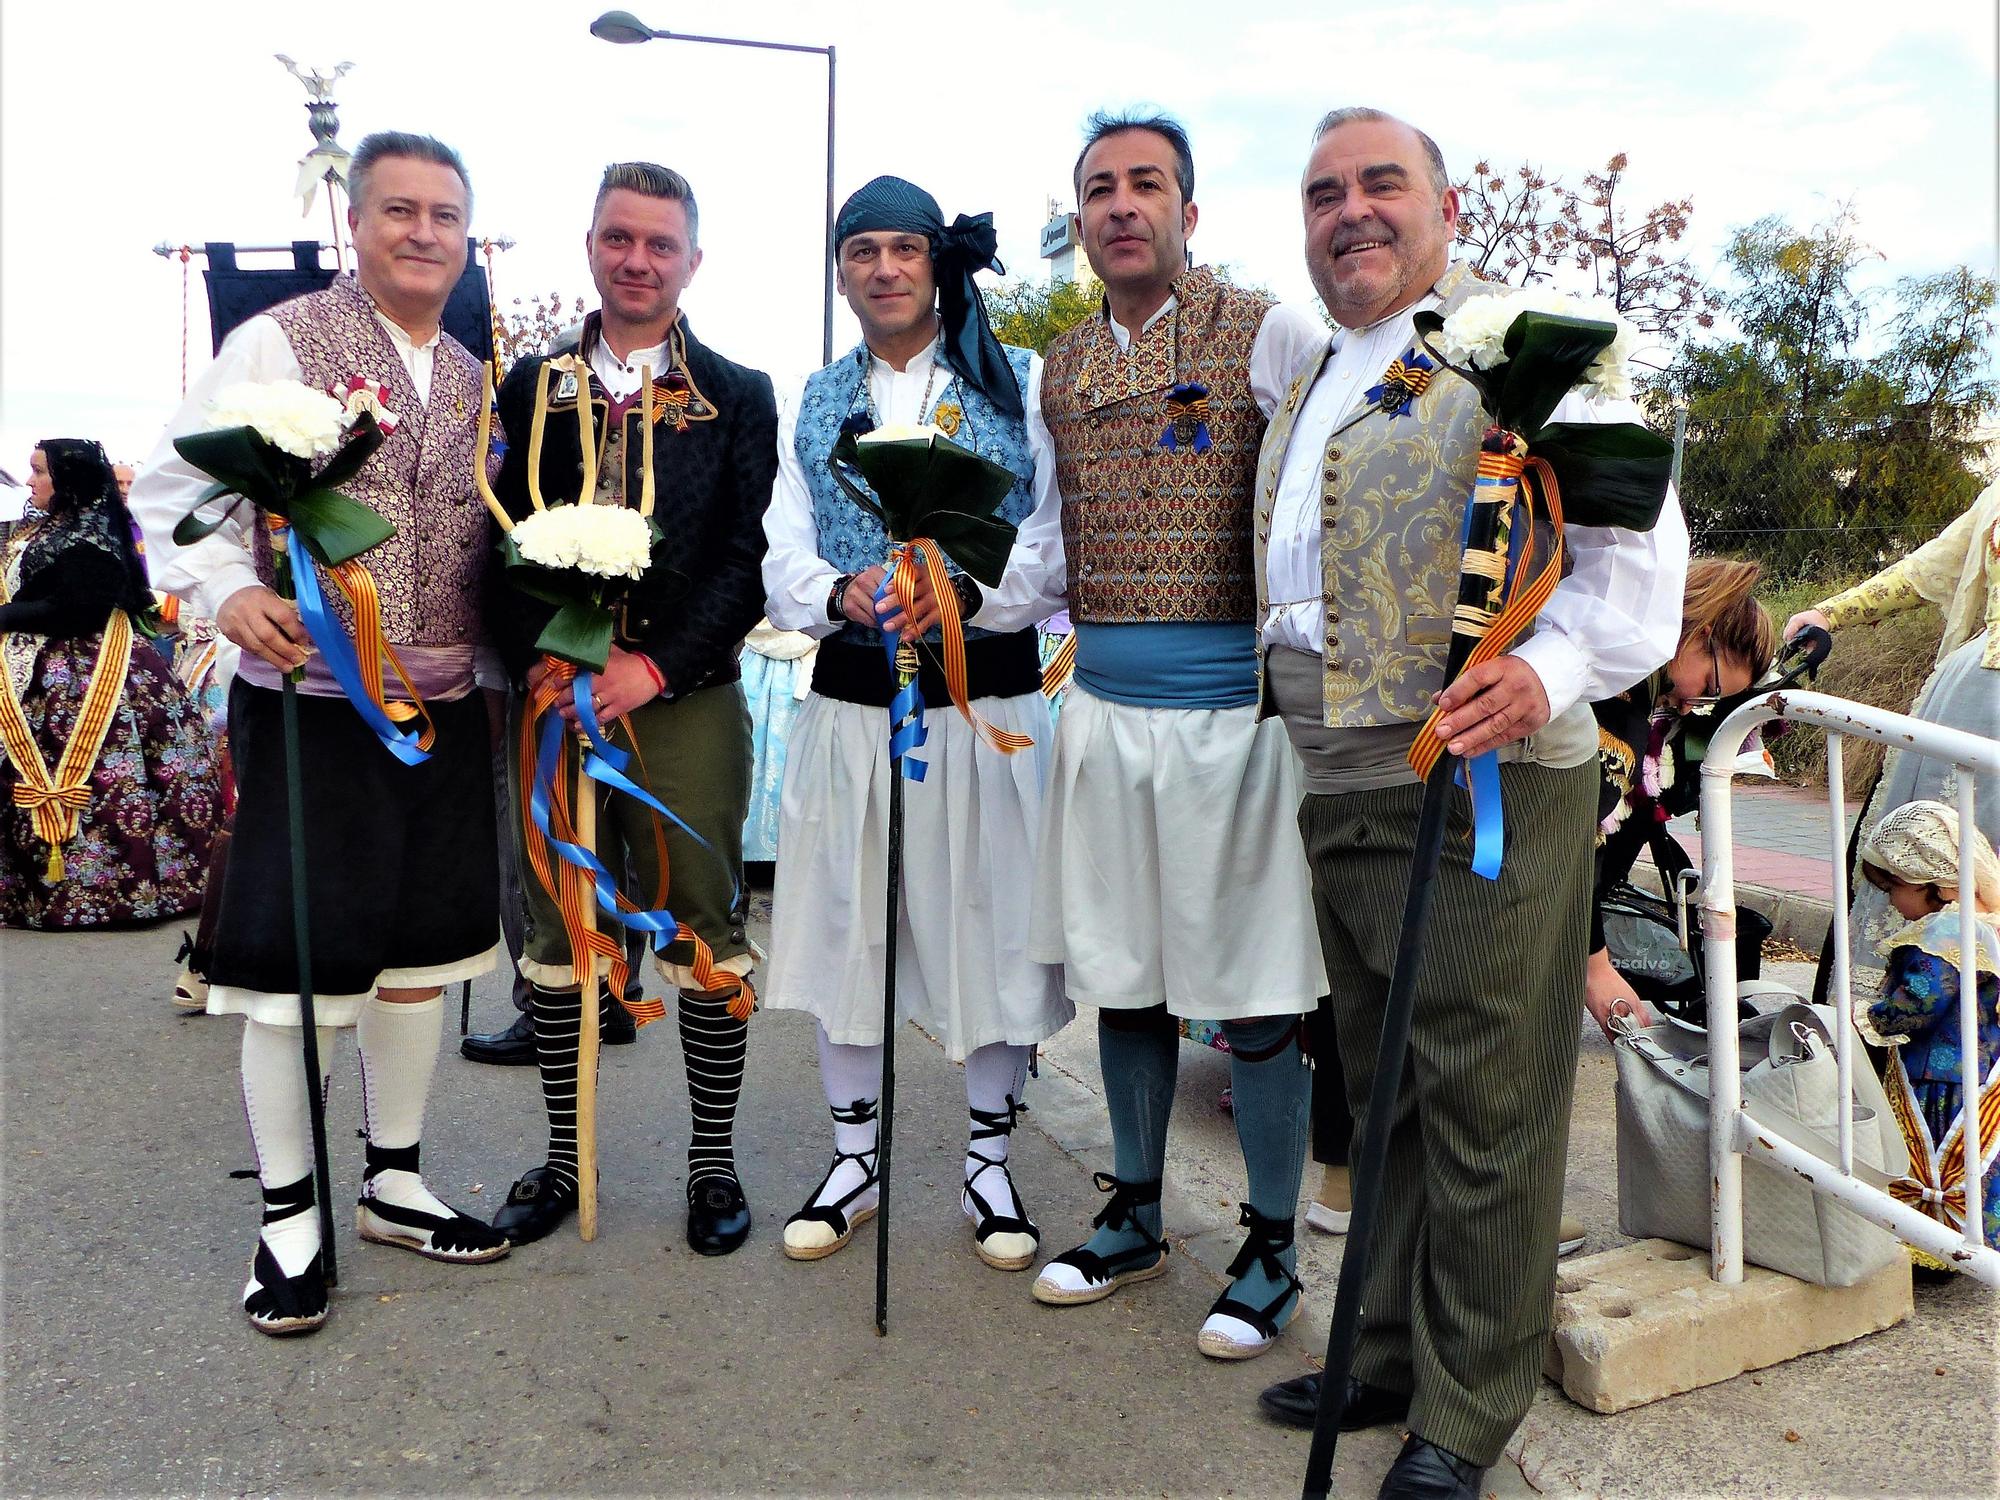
[679,989,746,1189]
[531,985,583,1193]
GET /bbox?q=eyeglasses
[1682,638,1724,716]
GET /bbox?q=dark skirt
[0,631,223,929]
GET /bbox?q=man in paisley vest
[1026,112,1331,1362]
[132,132,511,1337]
[1249,111,1688,1497]
[762,175,1071,1274]
[483,163,777,1258]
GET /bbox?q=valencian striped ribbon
[277,518,436,765]
[0,608,134,881]
[519,662,756,1023]
[1381,357,1435,396]
[881,539,1036,781]
[1886,1045,1999,1231]
[1406,436,1567,879]
[1041,632,1077,699]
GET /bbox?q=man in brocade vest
[132,132,511,1337]
[484,162,777,1257]
[761,175,1070,1273]
[1027,112,1331,1361]
[1249,109,1688,1498]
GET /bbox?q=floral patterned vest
[263,276,489,647]
[1039,267,1272,623]
[795,341,1036,648]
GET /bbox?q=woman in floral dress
[0,440,221,928]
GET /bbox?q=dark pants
[1298,760,1593,1467]
[1309,993,1350,1167]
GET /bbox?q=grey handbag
[1613,1003,1910,1287]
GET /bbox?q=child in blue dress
[1859,800,2000,1261]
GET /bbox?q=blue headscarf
[834,176,1022,419]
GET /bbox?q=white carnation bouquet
[1434,289,1641,403]
[509,503,653,581]
[1440,288,1640,402]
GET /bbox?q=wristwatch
[827,573,856,624]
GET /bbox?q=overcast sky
[1,0,1993,477]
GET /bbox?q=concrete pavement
[4,865,1994,1497]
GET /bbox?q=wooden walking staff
[575,753,602,1242]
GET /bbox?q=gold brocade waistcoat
[1253,266,1534,727]
[1040,267,1272,622]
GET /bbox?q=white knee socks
[240,1018,335,1278]
[355,994,454,1220]
[963,1042,1031,1220]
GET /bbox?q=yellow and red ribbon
[0,609,134,881]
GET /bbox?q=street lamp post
[590,9,837,365]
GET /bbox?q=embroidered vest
[1040,267,1271,624]
[1254,265,1526,727]
[264,276,488,648]
[795,341,1037,648]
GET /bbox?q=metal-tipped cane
[875,634,918,1335]
[1300,754,1456,1497]
[278,667,338,1287]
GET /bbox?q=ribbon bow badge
[1364,350,1437,418]
[1159,382,1213,453]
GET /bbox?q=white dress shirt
[1259,273,1689,721]
[1105,294,1331,425]
[763,339,1067,638]
[129,301,442,621]
[589,332,669,400]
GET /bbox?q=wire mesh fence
[1667,411,1991,585]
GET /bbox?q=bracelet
[827,573,855,623]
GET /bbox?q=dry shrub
[1759,574,1945,793]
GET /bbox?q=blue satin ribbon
[570,674,742,917]
[1452,480,1532,881]
[875,570,928,782]
[527,686,679,953]
[285,528,429,766]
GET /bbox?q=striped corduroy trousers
[1298,759,1593,1467]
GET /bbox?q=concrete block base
[1545,1238,1913,1413]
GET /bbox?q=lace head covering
[17,439,152,611]
[1861,799,2000,915]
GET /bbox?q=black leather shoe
[461,1012,536,1065]
[1258,1373,1411,1432]
[1376,1435,1486,1500]
[492,1166,579,1245]
[463,1003,635,1064]
[686,1177,751,1256]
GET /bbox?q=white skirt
[1028,687,1325,1019]
[762,690,1072,1060]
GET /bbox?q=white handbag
[1613,1004,1910,1286]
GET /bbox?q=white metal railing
[1699,689,2000,1288]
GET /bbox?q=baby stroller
[1599,627,1833,1028]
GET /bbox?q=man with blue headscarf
[762,175,1070,1273]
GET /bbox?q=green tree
[981,278,1102,355]
[1649,210,1996,577]
[982,265,1287,355]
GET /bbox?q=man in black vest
[485,161,777,1256]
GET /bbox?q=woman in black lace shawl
[0,440,221,928]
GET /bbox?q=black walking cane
[1298,306,1675,1498]
[1300,609,1482,1499]
[876,635,918,1335]
[277,581,339,1287]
